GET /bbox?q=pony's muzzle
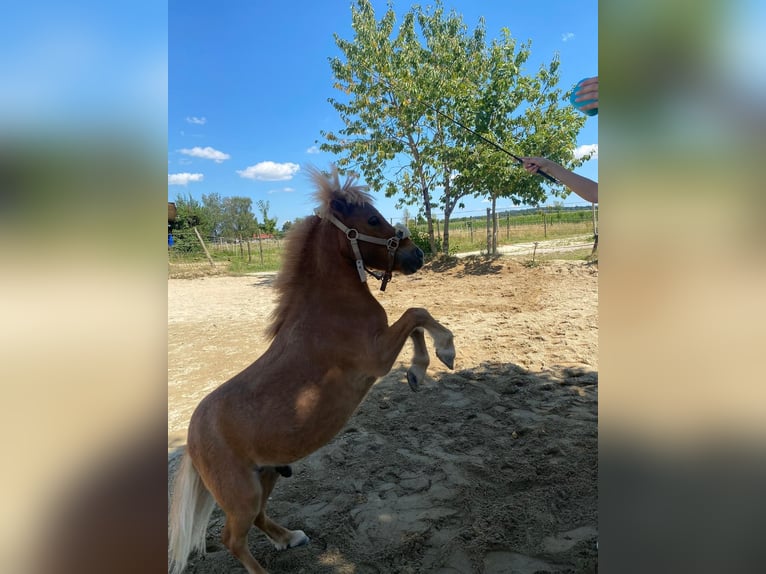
[399,245,424,274]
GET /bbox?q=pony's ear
[330,197,351,217]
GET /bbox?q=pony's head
[308,165,424,286]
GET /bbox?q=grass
[425,221,595,255]
[168,222,596,278]
[228,256,282,274]
[168,237,284,276]
[525,247,596,264]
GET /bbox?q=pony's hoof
[406,370,420,392]
[288,530,310,548]
[436,348,455,370]
[271,530,309,551]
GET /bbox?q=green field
[168,208,597,277]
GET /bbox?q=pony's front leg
[375,307,455,389]
[407,328,429,392]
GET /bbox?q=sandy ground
[168,255,598,573]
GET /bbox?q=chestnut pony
[169,166,455,574]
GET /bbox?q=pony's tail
[168,453,216,574]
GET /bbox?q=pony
[168,165,455,574]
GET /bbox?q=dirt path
[456,234,595,258]
[168,256,598,573]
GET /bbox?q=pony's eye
[368,216,380,225]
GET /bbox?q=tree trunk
[442,215,450,255]
[592,202,598,236]
[491,195,497,255]
[439,173,459,255]
[486,208,491,254]
[421,185,436,255]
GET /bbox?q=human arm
[521,157,598,204]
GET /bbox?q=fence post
[193,226,215,267]
[256,227,265,265]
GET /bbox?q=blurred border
[4,1,766,572]
[601,0,766,571]
[0,2,168,573]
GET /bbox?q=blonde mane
[305,164,373,216]
[267,165,374,339]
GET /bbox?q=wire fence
[168,205,598,277]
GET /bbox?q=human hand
[520,157,554,175]
[573,76,598,113]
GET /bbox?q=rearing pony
[168,165,455,574]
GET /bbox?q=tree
[321,0,586,254]
[201,192,225,239]
[218,196,257,259]
[169,194,210,254]
[171,193,205,231]
[256,200,278,236]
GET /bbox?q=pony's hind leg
[212,463,270,574]
[254,467,310,550]
[222,511,268,574]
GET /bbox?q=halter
[317,210,410,291]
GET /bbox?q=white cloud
[573,144,598,161]
[237,161,300,181]
[268,187,295,194]
[168,172,204,186]
[179,146,230,163]
[306,145,320,154]
[562,32,575,42]
[186,116,207,125]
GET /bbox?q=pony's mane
[266,165,373,339]
[305,164,373,217]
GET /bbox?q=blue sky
[169,0,598,228]
[0,1,166,135]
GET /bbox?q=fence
[167,230,284,275]
[167,205,598,276]
[394,205,598,255]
